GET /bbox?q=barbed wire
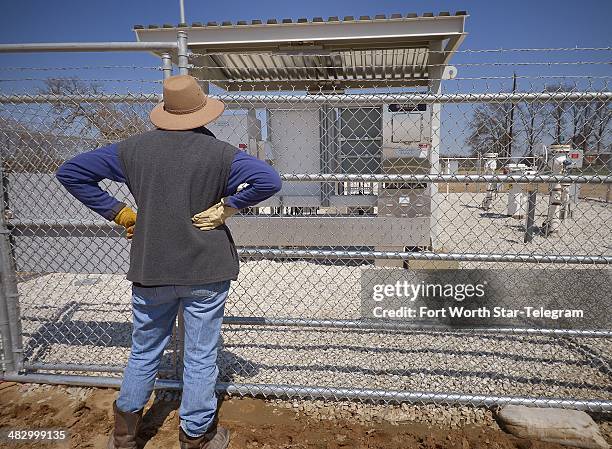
[0,66,162,72]
[186,62,612,71]
[1,61,610,73]
[0,78,162,83]
[198,47,612,57]
[435,46,612,54]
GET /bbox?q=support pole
[171,29,189,382]
[177,31,189,76]
[427,40,444,251]
[524,188,537,243]
[179,0,186,25]
[161,53,173,80]
[0,250,15,373]
[0,160,22,372]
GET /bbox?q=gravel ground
[436,192,612,269]
[15,267,612,405]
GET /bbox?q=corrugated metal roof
[133,12,467,30]
[197,47,431,89]
[135,12,467,90]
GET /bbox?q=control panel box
[382,103,432,160]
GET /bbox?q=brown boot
[179,425,230,449]
[106,400,144,449]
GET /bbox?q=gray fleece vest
[118,129,239,286]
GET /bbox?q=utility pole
[179,0,186,25]
[506,72,517,161]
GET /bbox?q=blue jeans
[116,280,230,437]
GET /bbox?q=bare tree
[0,117,66,172]
[569,101,596,152]
[541,83,610,157]
[584,100,610,154]
[543,83,575,144]
[516,102,549,158]
[467,102,513,158]
[40,78,150,141]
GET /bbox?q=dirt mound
[0,381,601,448]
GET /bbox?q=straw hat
[150,75,224,130]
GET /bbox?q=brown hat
[150,75,225,130]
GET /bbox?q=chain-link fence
[0,43,610,411]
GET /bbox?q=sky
[0,0,610,155]
[0,0,610,89]
[0,0,610,49]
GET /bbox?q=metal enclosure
[133,14,466,250]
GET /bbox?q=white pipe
[481,152,498,210]
[543,146,572,235]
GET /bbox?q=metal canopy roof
[134,12,468,91]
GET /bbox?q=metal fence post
[524,187,538,243]
[177,31,189,76]
[427,40,444,251]
[0,251,15,373]
[0,159,22,373]
[161,53,173,80]
[174,30,188,382]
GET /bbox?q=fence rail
[2,91,611,105]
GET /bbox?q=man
[56,74,282,449]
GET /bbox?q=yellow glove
[114,206,137,239]
[192,198,239,231]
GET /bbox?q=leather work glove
[192,198,239,231]
[114,206,137,239]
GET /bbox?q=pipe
[219,383,612,412]
[480,152,498,211]
[215,91,612,106]
[222,316,612,336]
[1,372,611,412]
[543,145,572,236]
[1,92,610,106]
[23,362,176,377]
[0,42,178,53]
[279,173,612,184]
[6,169,612,187]
[236,248,612,265]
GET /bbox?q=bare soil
[0,381,594,449]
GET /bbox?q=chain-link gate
[0,32,610,412]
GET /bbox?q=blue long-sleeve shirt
[56,143,281,220]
